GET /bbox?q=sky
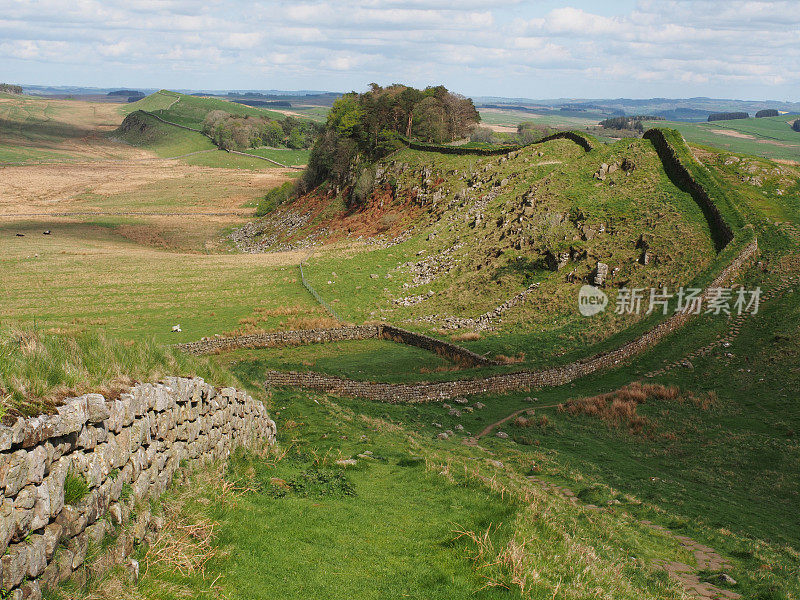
[1,0,797,100]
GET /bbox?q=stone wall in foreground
[0,377,276,599]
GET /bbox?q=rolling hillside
[4,90,800,600]
[234,131,736,367]
[644,114,800,162]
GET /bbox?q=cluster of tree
[201,111,321,151]
[598,116,663,132]
[303,83,480,194]
[755,109,780,118]
[708,112,749,122]
[470,126,498,144]
[0,83,22,94]
[232,100,291,108]
[108,90,144,98]
[793,119,800,133]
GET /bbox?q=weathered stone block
[1,542,29,589]
[55,547,75,581]
[26,533,47,578]
[46,456,68,519]
[56,505,87,539]
[86,393,110,423]
[29,481,51,532]
[67,531,88,568]
[19,579,41,600]
[0,495,13,552]
[55,398,88,437]
[20,415,58,449]
[43,521,62,561]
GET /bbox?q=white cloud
[0,0,796,98]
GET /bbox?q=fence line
[299,251,343,322]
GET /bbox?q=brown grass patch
[455,525,530,593]
[451,331,482,342]
[513,411,548,429]
[559,382,680,435]
[284,316,340,330]
[144,511,219,579]
[495,353,526,364]
[253,305,307,317]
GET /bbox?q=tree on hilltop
[303,83,480,193]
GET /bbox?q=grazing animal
[15,233,24,237]
[43,230,51,235]
[171,325,182,332]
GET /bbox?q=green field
[479,107,605,128]
[126,90,286,128]
[644,115,800,162]
[288,105,330,122]
[0,220,324,343]
[247,147,310,165]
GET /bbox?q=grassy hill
[113,110,216,157]
[114,91,314,167]
[124,89,286,128]
[237,134,726,369]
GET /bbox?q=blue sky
[1,0,797,100]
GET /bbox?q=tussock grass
[558,382,719,435]
[558,382,680,434]
[63,471,89,505]
[0,325,235,418]
[451,331,482,342]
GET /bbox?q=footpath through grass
[54,381,696,600]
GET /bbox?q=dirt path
[466,432,744,600]
[528,474,741,599]
[474,403,560,438]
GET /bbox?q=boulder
[593,262,609,286]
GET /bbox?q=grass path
[473,403,560,439]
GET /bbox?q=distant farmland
[643,114,800,162]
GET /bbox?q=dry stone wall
[379,325,494,366]
[0,377,276,599]
[178,325,381,355]
[178,325,494,368]
[643,128,737,250]
[265,238,758,402]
